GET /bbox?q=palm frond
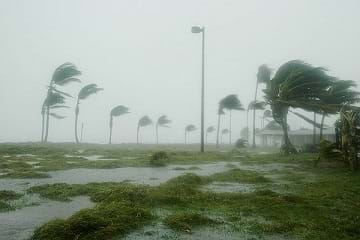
[78,84,104,100]
[206,126,216,133]
[138,115,153,127]
[52,88,73,98]
[219,94,244,111]
[248,100,266,111]
[44,92,66,107]
[185,124,197,132]
[257,64,272,84]
[221,128,230,135]
[52,63,81,86]
[157,115,171,128]
[110,105,130,117]
[50,113,66,119]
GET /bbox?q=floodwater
[0,158,298,240]
[0,196,94,240]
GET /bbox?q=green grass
[209,169,271,183]
[164,212,217,232]
[0,190,22,212]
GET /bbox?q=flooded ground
[0,196,94,240]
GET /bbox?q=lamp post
[191,26,205,153]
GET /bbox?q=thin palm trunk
[41,112,45,143]
[156,124,159,144]
[185,131,187,145]
[221,133,223,145]
[80,123,84,142]
[319,113,326,141]
[137,125,140,144]
[229,110,232,145]
[252,81,259,148]
[75,101,80,143]
[109,116,113,144]
[281,109,297,155]
[313,112,316,145]
[246,110,249,142]
[44,106,50,143]
[216,114,221,147]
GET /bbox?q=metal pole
[200,27,205,153]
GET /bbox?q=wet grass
[164,212,217,232]
[209,169,271,183]
[0,190,22,212]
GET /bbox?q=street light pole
[192,26,205,153]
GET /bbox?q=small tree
[185,124,197,144]
[156,115,172,144]
[137,115,153,144]
[75,84,103,143]
[206,126,216,144]
[109,105,130,144]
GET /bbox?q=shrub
[149,151,169,166]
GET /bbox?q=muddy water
[0,196,94,240]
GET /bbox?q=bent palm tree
[185,124,197,144]
[264,60,336,155]
[109,105,130,144]
[216,106,225,148]
[42,63,81,143]
[218,94,244,145]
[137,116,153,144]
[221,128,230,144]
[247,100,266,147]
[75,84,103,143]
[206,126,215,144]
[156,115,172,144]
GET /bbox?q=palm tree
[74,84,103,143]
[221,128,230,144]
[264,60,336,155]
[109,105,130,144]
[42,63,81,143]
[137,115,153,144]
[156,115,172,144]
[206,126,215,144]
[247,100,266,147]
[218,94,244,145]
[185,124,197,144]
[262,110,272,128]
[216,106,225,148]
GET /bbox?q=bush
[149,151,169,166]
[164,212,216,232]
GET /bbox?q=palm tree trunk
[229,110,232,145]
[41,112,45,143]
[44,106,50,143]
[137,125,140,144]
[109,116,113,144]
[246,110,249,142]
[313,112,317,145]
[156,124,159,144]
[281,109,297,155]
[205,132,207,144]
[319,113,325,141]
[252,81,259,148]
[221,133,223,145]
[216,114,221,147]
[75,101,80,144]
[185,131,187,145]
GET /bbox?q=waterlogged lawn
[0,143,359,239]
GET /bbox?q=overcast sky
[0,0,359,144]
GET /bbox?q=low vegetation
[0,190,22,212]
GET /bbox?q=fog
[0,0,359,144]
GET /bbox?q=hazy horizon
[1,0,359,144]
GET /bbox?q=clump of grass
[188,166,201,170]
[31,202,152,240]
[0,190,22,201]
[0,170,50,179]
[210,169,270,183]
[149,151,169,166]
[0,201,14,212]
[172,167,186,170]
[164,212,216,232]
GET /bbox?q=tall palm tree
[137,115,153,144]
[109,105,130,144]
[42,63,81,143]
[264,60,336,155]
[251,65,271,147]
[218,94,244,145]
[216,106,225,148]
[74,84,103,143]
[221,128,230,144]
[156,115,171,144]
[247,100,266,147]
[185,124,197,144]
[206,126,215,144]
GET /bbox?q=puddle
[202,182,256,193]
[16,154,37,158]
[65,154,118,161]
[0,196,94,240]
[0,162,232,192]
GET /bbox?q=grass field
[0,143,359,240]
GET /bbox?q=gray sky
[0,0,359,144]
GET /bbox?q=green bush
[149,151,169,166]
